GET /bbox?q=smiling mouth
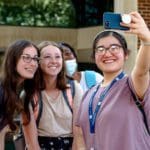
[47,66,58,70]
[103,59,115,63]
[25,68,36,73]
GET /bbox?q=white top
[80,70,103,93]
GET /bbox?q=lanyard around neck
[88,72,125,134]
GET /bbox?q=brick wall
[138,0,150,28]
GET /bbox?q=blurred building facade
[0,0,149,74]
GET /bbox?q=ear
[124,54,129,60]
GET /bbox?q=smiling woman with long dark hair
[0,40,40,150]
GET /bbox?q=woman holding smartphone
[75,11,150,150]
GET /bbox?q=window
[71,0,114,27]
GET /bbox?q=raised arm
[123,11,150,98]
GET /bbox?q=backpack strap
[85,71,96,88]
[68,79,75,98]
[62,79,75,113]
[32,92,43,127]
[63,89,73,113]
[34,80,75,127]
[36,92,43,127]
[127,79,150,135]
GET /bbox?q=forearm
[22,123,40,150]
[21,106,40,150]
[131,43,150,98]
[131,34,150,97]
[123,11,150,77]
[72,110,86,150]
[123,11,150,97]
[0,125,10,150]
[134,40,150,76]
[72,126,86,150]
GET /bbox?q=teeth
[26,68,33,71]
[25,68,35,73]
[49,66,57,69]
[104,60,114,63]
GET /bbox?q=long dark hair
[37,41,68,90]
[0,40,40,130]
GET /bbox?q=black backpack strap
[68,79,75,98]
[62,79,75,113]
[62,90,73,113]
[36,92,43,127]
[127,79,150,135]
[36,80,75,126]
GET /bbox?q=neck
[44,75,57,90]
[102,70,123,87]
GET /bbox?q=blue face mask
[65,59,77,77]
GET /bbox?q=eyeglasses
[40,55,62,62]
[95,44,122,56]
[21,55,39,63]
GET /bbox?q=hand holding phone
[103,12,130,30]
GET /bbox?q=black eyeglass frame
[95,44,122,55]
[21,54,39,63]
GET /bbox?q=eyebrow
[22,53,38,57]
[96,43,121,48]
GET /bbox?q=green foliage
[0,0,76,27]
[0,0,30,6]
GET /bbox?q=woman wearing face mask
[58,42,103,93]
[0,40,40,150]
[32,41,83,150]
[75,12,150,150]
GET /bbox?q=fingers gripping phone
[103,12,129,30]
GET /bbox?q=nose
[30,59,38,66]
[49,57,57,64]
[104,49,112,56]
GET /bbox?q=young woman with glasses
[0,40,40,150]
[75,11,150,150]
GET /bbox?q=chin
[24,74,34,79]
[104,68,122,73]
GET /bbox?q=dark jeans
[38,136,73,150]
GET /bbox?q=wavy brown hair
[0,40,40,130]
[37,41,68,90]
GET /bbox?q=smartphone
[103,12,129,30]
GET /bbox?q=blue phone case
[103,12,129,30]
